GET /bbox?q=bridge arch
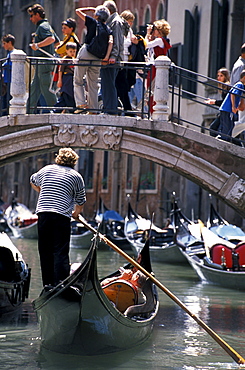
[0,116,244,216]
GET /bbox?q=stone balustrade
[9,49,27,115]
[9,50,171,118]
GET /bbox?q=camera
[147,24,155,34]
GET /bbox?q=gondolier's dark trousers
[37,212,71,287]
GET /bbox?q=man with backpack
[100,1,124,115]
[74,6,112,114]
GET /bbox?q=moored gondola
[33,235,159,355]
[70,218,96,248]
[5,201,38,239]
[70,198,131,250]
[172,201,205,258]
[0,232,31,315]
[125,201,204,263]
[181,224,245,290]
[96,198,132,250]
[207,203,245,245]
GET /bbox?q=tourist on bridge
[218,70,245,142]
[55,18,80,57]
[145,19,171,115]
[1,34,15,116]
[54,42,77,113]
[74,5,112,114]
[100,1,124,115]
[27,4,59,113]
[205,68,231,137]
[231,44,245,141]
[30,148,86,288]
[115,9,140,115]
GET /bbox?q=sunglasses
[29,14,35,18]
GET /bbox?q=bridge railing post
[9,49,27,115]
[152,55,171,121]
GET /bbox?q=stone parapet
[9,49,27,115]
[152,56,171,121]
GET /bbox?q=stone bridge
[0,113,244,216]
[0,50,244,216]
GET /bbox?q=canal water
[1,237,245,369]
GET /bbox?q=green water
[0,238,245,369]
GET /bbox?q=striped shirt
[30,164,86,218]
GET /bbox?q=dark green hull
[33,239,159,355]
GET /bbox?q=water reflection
[0,237,244,369]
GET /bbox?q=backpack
[128,35,146,63]
[87,21,111,59]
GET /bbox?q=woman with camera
[145,19,171,114]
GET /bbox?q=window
[169,43,182,87]
[208,0,229,78]
[156,1,166,20]
[13,162,20,198]
[3,0,13,16]
[126,155,133,190]
[102,151,109,190]
[133,12,138,34]
[169,43,182,66]
[182,6,200,96]
[139,158,156,191]
[144,6,151,25]
[78,150,94,189]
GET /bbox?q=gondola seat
[150,229,174,245]
[0,246,16,282]
[124,279,156,318]
[234,242,245,266]
[102,279,138,312]
[210,244,233,268]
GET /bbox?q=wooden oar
[78,214,245,365]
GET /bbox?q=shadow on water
[0,301,37,328]
[37,341,152,370]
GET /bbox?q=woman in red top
[145,19,171,114]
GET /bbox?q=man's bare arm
[30,182,41,193]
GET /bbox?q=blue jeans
[219,111,235,141]
[129,78,143,105]
[100,66,118,114]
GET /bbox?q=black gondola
[0,232,31,315]
[33,235,159,355]
[207,203,245,245]
[125,201,204,263]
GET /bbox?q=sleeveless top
[153,37,171,58]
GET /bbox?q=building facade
[0,0,244,226]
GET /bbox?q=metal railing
[169,64,245,146]
[0,57,10,117]
[25,56,152,118]
[1,54,245,146]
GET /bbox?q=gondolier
[30,147,86,288]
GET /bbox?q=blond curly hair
[55,147,79,168]
[153,19,171,37]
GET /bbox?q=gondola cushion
[102,279,138,313]
[235,242,245,266]
[210,244,233,268]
